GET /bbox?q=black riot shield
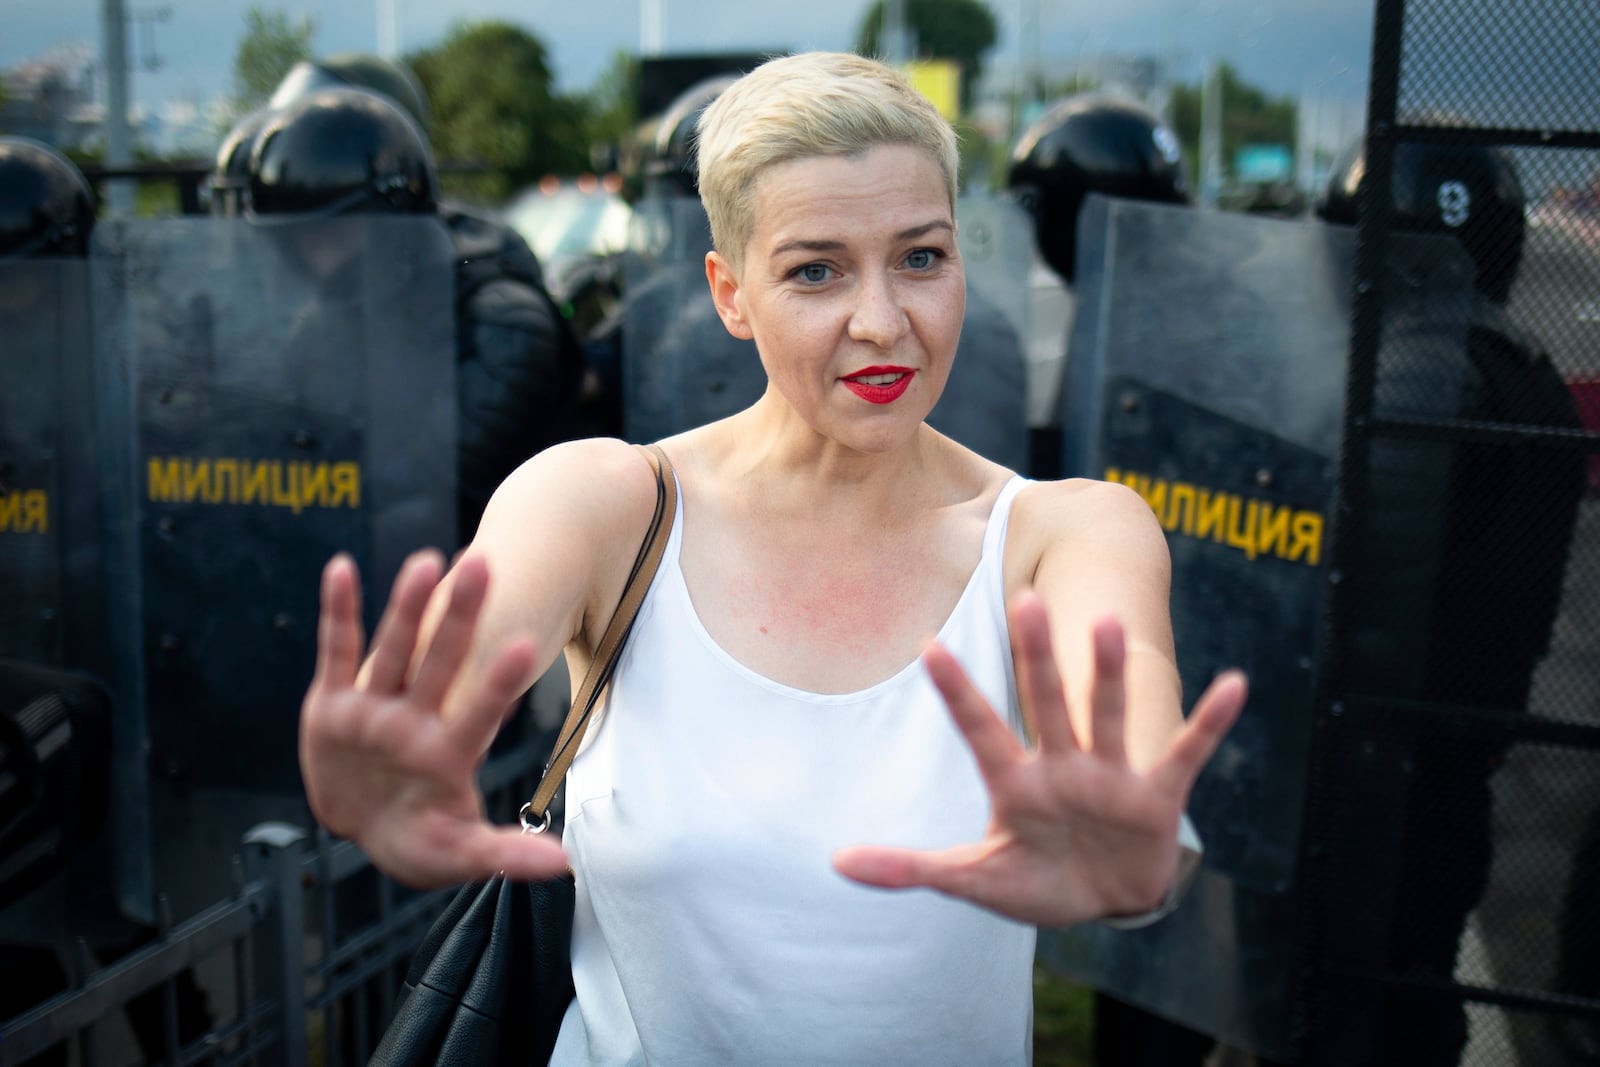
[0,258,102,671]
[90,216,456,920]
[621,194,1029,470]
[0,259,127,948]
[1044,196,1475,1057]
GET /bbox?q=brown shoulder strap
[526,443,676,821]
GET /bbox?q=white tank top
[551,475,1037,1066]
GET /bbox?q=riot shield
[90,216,456,920]
[621,194,1029,468]
[1044,196,1474,1056]
[0,258,127,949]
[933,195,1030,472]
[0,258,102,670]
[621,196,759,444]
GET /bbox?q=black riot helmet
[1317,139,1526,304]
[271,53,432,134]
[1007,95,1190,284]
[209,108,275,216]
[645,75,740,198]
[0,137,96,259]
[247,87,438,219]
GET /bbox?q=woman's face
[708,143,965,453]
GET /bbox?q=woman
[300,51,1246,1064]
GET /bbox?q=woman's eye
[905,248,939,270]
[796,263,831,284]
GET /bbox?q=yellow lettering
[1256,502,1291,560]
[1141,479,1168,524]
[1194,490,1228,542]
[182,460,211,504]
[1167,483,1196,535]
[267,462,300,513]
[21,490,48,533]
[239,461,270,505]
[0,492,19,531]
[298,462,330,509]
[148,457,182,502]
[213,459,239,504]
[1225,498,1260,560]
[329,463,360,508]
[1289,511,1324,566]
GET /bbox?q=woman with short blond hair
[299,50,1245,1064]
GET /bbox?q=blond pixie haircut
[695,51,960,275]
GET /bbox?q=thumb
[834,844,980,895]
[466,825,573,883]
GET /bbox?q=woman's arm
[834,477,1245,926]
[298,438,661,888]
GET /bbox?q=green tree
[583,49,639,167]
[409,20,591,203]
[231,7,315,114]
[1167,62,1297,188]
[854,0,999,113]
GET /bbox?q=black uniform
[442,202,591,539]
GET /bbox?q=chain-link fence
[1299,0,1600,1063]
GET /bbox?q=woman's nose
[846,274,909,348]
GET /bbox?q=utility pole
[101,0,134,216]
[641,0,664,56]
[1199,58,1224,208]
[377,0,400,60]
[883,0,910,64]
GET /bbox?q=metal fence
[1296,0,1600,1063]
[0,741,543,1067]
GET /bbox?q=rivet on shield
[1119,391,1140,413]
[1255,468,1273,488]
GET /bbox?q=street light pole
[101,0,134,216]
[377,0,400,59]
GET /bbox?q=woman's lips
[841,366,915,404]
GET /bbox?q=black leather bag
[369,444,676,1067]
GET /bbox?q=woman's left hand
[833,590,1246,927]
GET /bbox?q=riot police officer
[1310,137,1585,1067]
[0,136,219,1066]
[1005,93,1191,479]
[0,136,96,259]
[235,56,592,542]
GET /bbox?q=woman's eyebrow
[770,220,954,257]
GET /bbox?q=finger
[1008,592,1077,754]
[923,641,1024,781]
[364,550,446,694]
[1152,670,1248,796]
[448,636,539,760]
[407,555,490,711]
[1088,616,1128,765]
[833,843,985,897]
[312,554,365,691]
[463,825,572,884]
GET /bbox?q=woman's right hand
[298,550,570,888]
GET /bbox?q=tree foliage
[1167,62,1297,186]
[408,20,590,203]
[583,50,640,172]
[854,0,999,112]
[231,7,315,114]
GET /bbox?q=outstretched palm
[834,591,1245,926]
[299,551,570,889]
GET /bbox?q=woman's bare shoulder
[480,437,663,540]
[1010,476,1166,555]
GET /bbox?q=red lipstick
[841,366,915,405]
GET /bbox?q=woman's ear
[706,250,754,340]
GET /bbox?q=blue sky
[3,0,1375,109]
